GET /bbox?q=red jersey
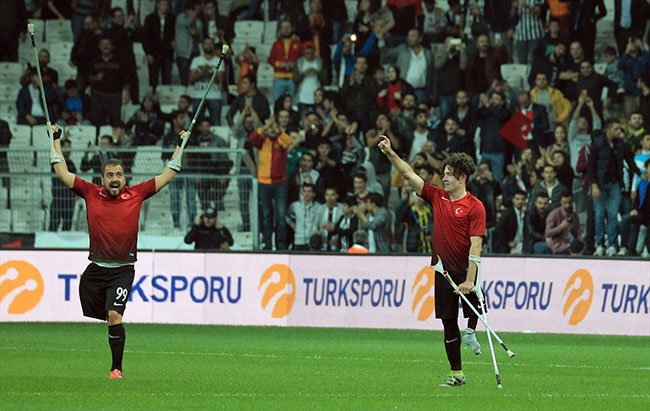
[420,183,486,274]
[72,177,157,263]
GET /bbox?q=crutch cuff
[469,255,482,264]
[167,159,182,172]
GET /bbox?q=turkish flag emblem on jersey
[499,111,532,150]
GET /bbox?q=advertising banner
[1,251,648,336]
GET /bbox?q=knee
[107,310,123,325]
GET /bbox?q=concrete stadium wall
[1,251,648,336]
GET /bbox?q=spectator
[81,135,119,185]
[548,148,574,190]
[338,118,366,192]
[434,117,475,161]
[434,36,468,119]
[466,34,509,102]
[314,140,343,198]
[534,17,568,59]
[184,208,234,250]
[142,0,175,92]
[467,161,502,228]
[268,18,303,102]
[545,1,571,35]
[190,118,231,212]
[365,113,405,197]
[560,40,586,102]
[0,0,26,62]
[621,158,650,256]
[71,0,95,41]
[396,185,433,253]
[575,60,618,122]
[175,1,202,87]
[514,90,551,152]
[160,94,193,130]
[524,191,551,254]
[333,194,360,252]
[189,37,225,126]
[406,109,436,161]
[353,171,380,205]
[640,75,650,127]
[203,0,234,43]
[484,0,517,59]
[287,183,324,250]
[384,0,424,48]
[105,7,140,105]
[447,90,477,148]
[0,119,11,190]
[545,190,582,254]
[501,162,527,207]
[492,189,527,254]
[528,163,569,211]
[288,151,325,204]
[421,0,446,45]
[332,31,380,88]
[61,79,92,126]
[226,74,270,128]
[16,67,59,126]
[613,0,650,56]
[376,65,415,114]
[476,91,511,184]
[21,49,59,92]
[293,41,327,116]
[530,71,572,130]
[233,113,260,232]
[511,0,544,65]
[618,36,650,118]
[626,111,646,155]
[355,192,390,253]
[234,45,259,95]
[49,139,77,232]
[380,28,434,104]
[442,0,464,39]
[70,14,103,93]
[162,110,196,229]
[392,91,418,138]
[340,55,377,133]
[566,0,607,61]
[125,94,164,146]
[528,40,567,89]
[587,119,641,256]
[318,187,343,251]
[89,37,130,127]
[249,115,297,250]
[273,94,301,131]
[302,0,333,83]
[347,229,370,253]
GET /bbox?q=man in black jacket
[184,208,234,250]
[492,190,526,254]
[524,191,550,254]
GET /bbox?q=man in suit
[142,0,175,92]
[492,190,527,254]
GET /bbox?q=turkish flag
[499,111,532,150]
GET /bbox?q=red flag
[499,111,532,150]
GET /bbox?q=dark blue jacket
[587,133,640,187]
[477,105,511,154]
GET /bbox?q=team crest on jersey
[455,207,464,215]
[121,193,131,200]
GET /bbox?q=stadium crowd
[1,0,649,257]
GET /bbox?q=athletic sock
[442,319,462,370]
[108,323,126,371]
[451,369,464,377]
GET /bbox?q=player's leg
[435,271,465,386]
[79,263,109,320]
[463,289,482,355]
[105,266,135,378]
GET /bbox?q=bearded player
[378,135,486,387]
[50,124,186,379]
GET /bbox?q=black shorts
[434,270,483,319]
[79,263,135,321]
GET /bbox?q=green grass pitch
[1,323,648,410]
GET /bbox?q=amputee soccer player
[378,135,486,387]
[49,124,186,379]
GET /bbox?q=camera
[449,38,462,46]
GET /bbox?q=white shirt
[29,87,44,117]
[190,54,225,100]
[409,130,429,160]
[405,49,427,89]
[297,58,321,104]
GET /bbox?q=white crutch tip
[28,23,34,34]
[498,385,503,389]
[507,350,515,358]
[221,44,230,55]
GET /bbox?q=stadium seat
[500,64,529,91]
[45,19,74,43]
[344,0,358,25]
[263,21,277,44]
[11,206,46,232]
[256,63,274,90]
[234,20,264,45]
[47,41,74,65]
[98,124,114,138]
[50,61,77,82]
[0,208,10,231]
[0,104,17,124]
[122,103,140,123]
[157,85,188,105]
[0,62,25,84]
[133,146,164,175]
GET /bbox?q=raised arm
[50,125,76,189]
[155,130,187,192]
[378,135,424,195]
